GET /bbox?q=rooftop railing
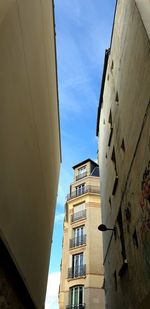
[67,185,100,201]
[76,172,87,181]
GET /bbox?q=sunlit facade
[59,159,104,309]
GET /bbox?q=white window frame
[74,203,85,213]
[78,166,86,175]
[73,226,85,246]
[71,285,84,306]
[76,184,85,195]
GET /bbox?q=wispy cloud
[45,272,60,309]
[60,76,92,90]
[49,0,115,279]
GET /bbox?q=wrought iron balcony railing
[67,185,100,201]
[68,265,86,279]
[69,235,86,249]
[76,172,87,181]
[71,210,86,223]
[66,304,85,309]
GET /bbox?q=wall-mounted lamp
[98,224,116,233]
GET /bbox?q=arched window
[70,285,84,308]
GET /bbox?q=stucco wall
[97,0,150,308]
[85,287,105,309]
[0,1,61,308]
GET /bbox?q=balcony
[68,265,86,279]
[76,172,87,181]
[71,209,86,223]
[66,305,85,309]
[67,185,100,201]
[69,235,86,249]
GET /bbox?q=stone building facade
[96,0,150,308]
[59,159,104,309]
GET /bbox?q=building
[96,0,150,308]
[0,1,61,308]
[59,159,104,309]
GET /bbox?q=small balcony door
[73,203,85,222]
[74,226,84,246]
[78,166,86,175]
[72,253,83,277]
[71,286,84,308]
[76,184,85,196]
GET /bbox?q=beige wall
[0,1,61,308]
[97,0,150,308]
[85,287,104,309]
[135,0,150,39]
[71,176,100,193]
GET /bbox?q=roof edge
[96,48,110,136]
[72,158,98,170]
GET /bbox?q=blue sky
[45,0,115,308]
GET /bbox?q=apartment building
[96,0,150,308]
[59,159,104,309]
[0,1,61,308]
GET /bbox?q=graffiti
[141,161,150,203]
[140,161,150,237]
[140,161,150,276]
[125,202,131,233]
[125,202,131,222]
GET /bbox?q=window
[71,203,86,223]
[108,110,113,147]
[70,286,84,308]
[111,147,118,175]
[108,110,112,125]
[115,91,119,103]
[109,197,111,207]
[111,147,118,195]
[68,253,85,279]
[133,229,139,248]
[113,271,117,291]
[72,253,84,277]
[76,184,85,196]
[74,203,85,213]
[117,208,128,277]
[117,209,126,260]
[121,139,125,152]
[78,166,86,175]
[76,166,87,181]
[73,226,85,246]
[111,60,114,71]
